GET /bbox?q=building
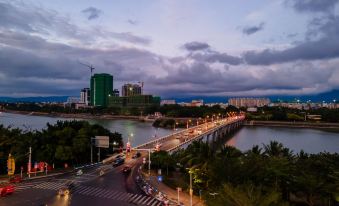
[228,98,270,108]
[191,99,204,107]
[108,95,160,108]
[90,73,113,107]
[121,83,142,97]
[112,89,119,97]
[80,88,90,105]
[160,100,176,105]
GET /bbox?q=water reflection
[226,126,339,154]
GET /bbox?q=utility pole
[148,149,151,177]
[91,137,94,164]
[189,170,193,206]
[28,147,31,178]
[98,147,101,162]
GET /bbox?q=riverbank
[2,109,147,121]
[244,120,339,129]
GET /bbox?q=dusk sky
[0,0,339,98]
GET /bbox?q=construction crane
[78,61,95,77]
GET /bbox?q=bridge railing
[133,121,209,150]
[167,116,245,153]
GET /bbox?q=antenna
[78,61,95,77]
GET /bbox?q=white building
[80,88,90,105]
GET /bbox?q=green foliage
[247,106,339,122]
[0,121,123,174]
[151,141,339,205]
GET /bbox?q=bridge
[134,115,245,154]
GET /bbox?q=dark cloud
[82,7,102,20]
[182,41,210,51]
[127,19,138,25]
[191,52,243,65]
[244,16,339,65]
[242,22,265,35]
[286,0,339,13]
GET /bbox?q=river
[226,126,339,154]
[0,112,174,146]
[0,112,338,153]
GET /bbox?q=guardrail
[167,117,245,153]
[133,121,213,150]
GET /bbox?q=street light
[186,168,193,206]
[186,119,191,129]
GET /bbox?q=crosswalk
[14,181,45,192]
[30,181,162,205]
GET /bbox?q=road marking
[77,187,91,194]
[107,190,119,199]
[132,195,143,203]
[143,196,153,205]
[100,189,112,198]
[137,196,148,204]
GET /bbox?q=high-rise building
[228,98,270,108]
[121,83,142,97]
[90,73,113,107]
[80,88,90,105]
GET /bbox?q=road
[2,155,162,206]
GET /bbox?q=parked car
[132,152,141,159]
[0,184,15,197]
[122,166,131,174]
[9,176,22,183]
[113,158,125,167]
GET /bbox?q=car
[76,169,83,176]
[115,154,125,161]
[9,176,22,183]
[122,166,131,174]
[57,187,70,196]
[57,181,74,196]
[113,158,125,167]
[0,184,15,197]
[132,152,141,159]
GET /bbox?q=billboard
[94,136,109,148]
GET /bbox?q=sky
[0,0,339,98]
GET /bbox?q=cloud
[244,15,339,65]
[182,41,210,51]
[0,0,338,98]
[82,7,102,20]
[242,22,265,35]
[127,19,138,25]
[285,0,339,13]
[191,51,243,65]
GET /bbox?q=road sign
[143,157,146,164]
[158,169,162,175]
[7,154,15,176]
[94,136,109,148]
[177,187,182,192]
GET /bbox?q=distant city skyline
[0,0,339,97]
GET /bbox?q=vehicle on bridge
[113,158,125,167]
[132,152,141,159]
[122,166,131,174]
[0,184,15,197]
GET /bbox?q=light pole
[28,147,31,178]
[186,168,193,206]
[186,119,191,129]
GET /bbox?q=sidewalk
[148,175,204,206]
